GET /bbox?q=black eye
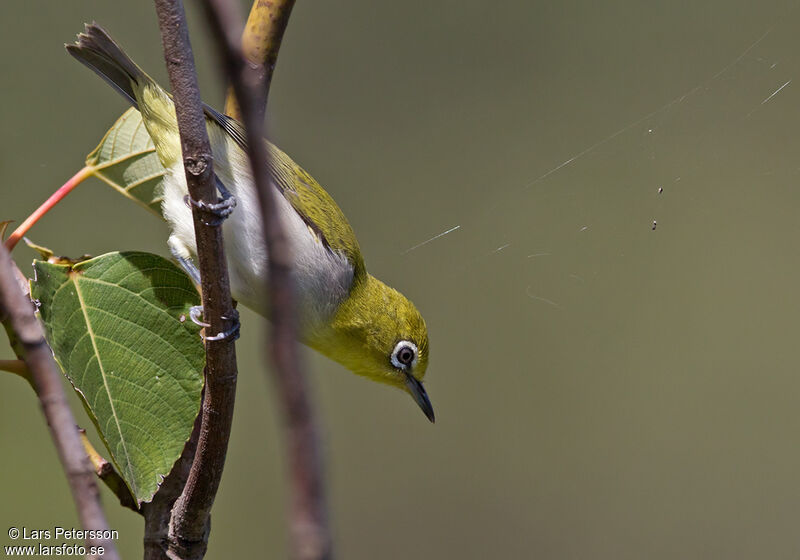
[391,341,418,369]
[398,347,415,365]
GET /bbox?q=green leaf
[30,251,204,503]
[23,238,55,261]
[86,108,166,218]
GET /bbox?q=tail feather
[66,23,150,109]
[67,23,247,166]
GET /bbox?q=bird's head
[309,274,433,422]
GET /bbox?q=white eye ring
[391,340,418,370]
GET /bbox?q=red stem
[5,165,93,251]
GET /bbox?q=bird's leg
[169,236,240,341]
[183,174,237,226]
[177,176,241,340]
[169,237,202,286]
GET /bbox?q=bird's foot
[184,176,237,226]
[189,305,210,327]
[189,306,241,342]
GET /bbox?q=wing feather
[205,108,366,279]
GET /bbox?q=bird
[67,23,434,422]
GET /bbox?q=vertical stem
[223,0,296,121]
[151,1,240,558]
[202,1,331,558]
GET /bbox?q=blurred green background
[3,1,800,558]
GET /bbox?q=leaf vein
[71,273,138,498]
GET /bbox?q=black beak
[404,373,435,423]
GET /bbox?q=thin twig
[223,0,296,121]
[4,166,93,251]
[151,1,240,558]
[0,245,119,560]
[79,429,140,513]
[201,1,331,558]
[0,358,32,382]
[0,356,138,513]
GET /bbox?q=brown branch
[0,356,138,513]
[223,0,296,121]
[79,429,140,514]
[201,1,331,558]
[0,245,119,560]
[151,1,240,558]
[142,411,201,560]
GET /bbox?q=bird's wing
[204,107,366,278]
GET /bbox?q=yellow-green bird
[67,23,434,422]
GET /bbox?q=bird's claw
[205,309,240,341]
[183,194,237,226]
[184,176,237,226]
[189,305,210,327]
[190,306,240,342]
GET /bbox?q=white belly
[160,157,355,337]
